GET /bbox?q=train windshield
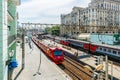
[54,50,62,56]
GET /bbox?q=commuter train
[32,37,64,64]
[46,36,120,61]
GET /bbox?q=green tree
[51,26,60,36]
[45,27,51,33]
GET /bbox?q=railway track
[113,61,120,67]
[59,55,93,80]
[64,44,120,67]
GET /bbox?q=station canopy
[78,33,90,40]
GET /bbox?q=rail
[61,55,93,80]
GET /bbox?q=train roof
[55,37,67,40]
[45,35,66,40]
[41,39,62,50]
[46,36,120,50]
[91,42,120,50]
[67,39,89,44]
[67,38,120,50]
[49,47,62,51]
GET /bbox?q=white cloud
[77,0,91,7]
[18,0,90,23]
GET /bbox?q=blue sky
[18,0,90,24]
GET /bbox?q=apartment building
[0,0,20,80]
[61,0,120,36]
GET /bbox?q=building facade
[0,0,20,80]
[60,0,120,36]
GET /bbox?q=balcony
[8,35,16,47]
[7,10,14,21]
[12,0,21,5]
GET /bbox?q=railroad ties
[61,56,93,80]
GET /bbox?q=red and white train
[47,36,120,61]
[32,37,64,64]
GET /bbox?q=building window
[92,9,94,12]
[108,49,111,53]
[99,47,102,50]
[8,26,11,36]
[8,26,11,30]
[105,3,106,9]
[118,52,120,55]
[112,5,113,10]
[101,4,103,7]
[104,48,106,52]
[113,51,117,54]
[110,4,111,9]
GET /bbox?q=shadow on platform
[14,67,24,80]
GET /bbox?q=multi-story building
[61,13,71,36]
[0,0,20,80]
[61,7,83,37]
[60,0,120,36]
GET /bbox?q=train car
[89,44,98,53]
[83,43,98,53]
[53,37,70,46]
[67,39,98,53]
[92,43,120,61]
[54,37,61,43]
[67,39,120,61]
[32,37,64,64]
[45,35,120,61]
[60,40,70,46]
[67,39,84,48]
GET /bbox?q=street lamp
[6,50,14,65]
[9,50,14,59]
[7,50,18,80]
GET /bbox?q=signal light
[94,56,103,66]
[94,56,100,65]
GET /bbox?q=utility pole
[105,56,108,80]
[111,61,113,80]
[22,28,25,69]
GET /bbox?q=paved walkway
[12,42,72,80]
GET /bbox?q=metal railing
[7,10,14,19]
[8,35,16,46]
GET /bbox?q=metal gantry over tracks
[21,22,120,34]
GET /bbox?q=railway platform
[12,42,72,80]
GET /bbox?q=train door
[90,44,98,53]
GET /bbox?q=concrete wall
[8,1,17,60]
[90,33,115,45]
[0,0,19,80]
[8,1,17,36]
[0,0,8,80]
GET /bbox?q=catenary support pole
[22,29,25,69]
[111,61,113,80]
[105,56,108,80]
